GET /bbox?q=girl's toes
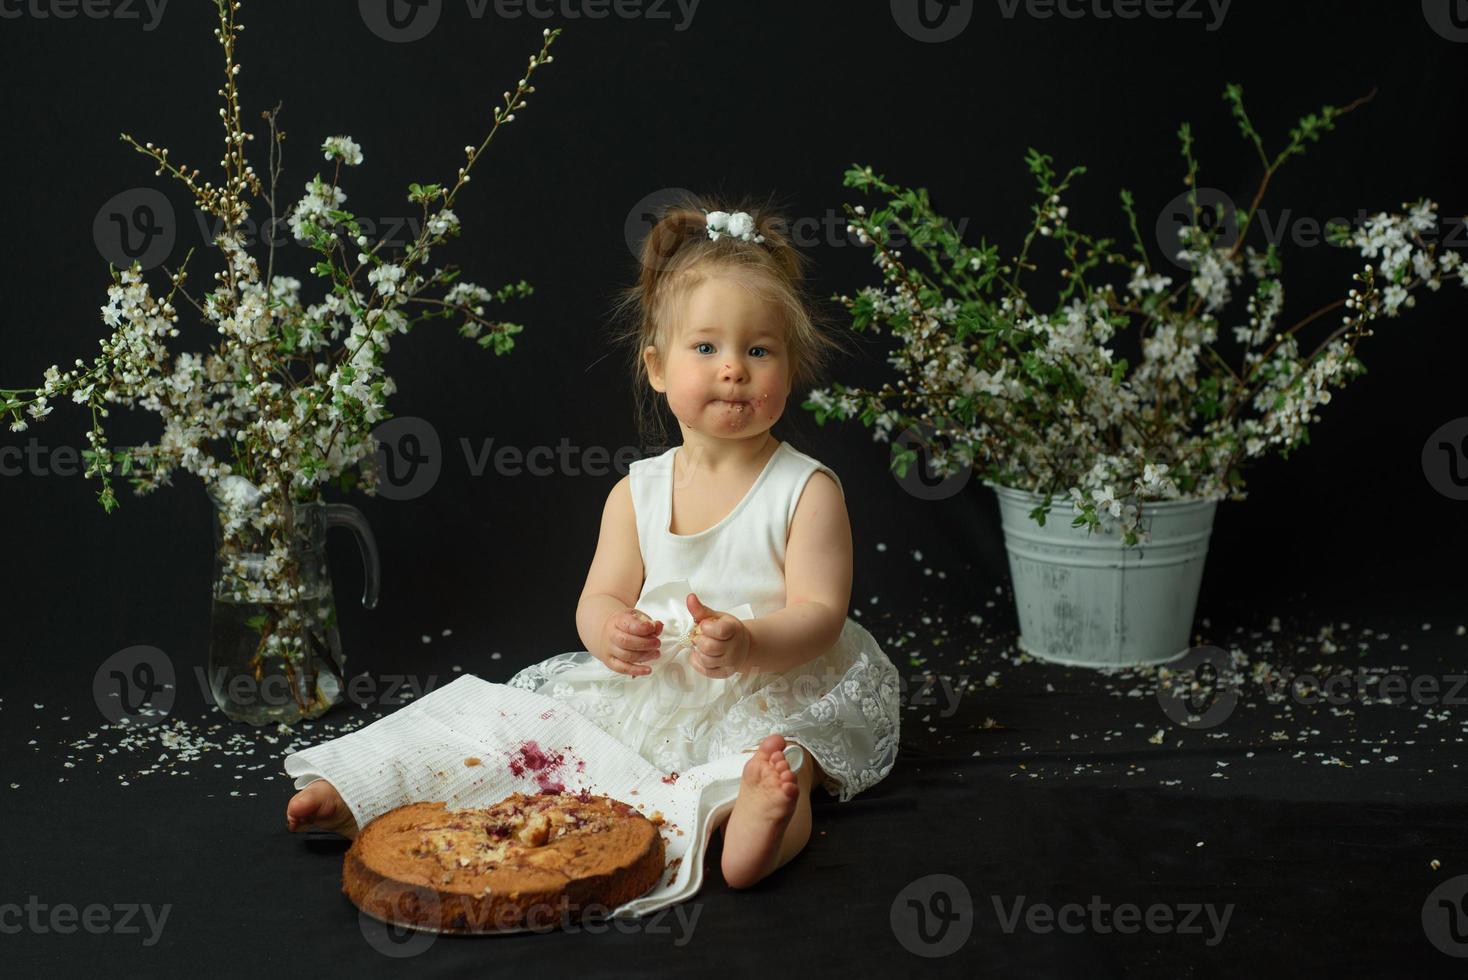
[757,733,786,755]
[286,796,317,831]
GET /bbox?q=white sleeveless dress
[506,439,901,802]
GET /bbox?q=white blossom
[321,135,363,166]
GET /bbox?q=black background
[2,2,1466,977]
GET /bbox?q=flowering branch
[0,1,563,691]
[808,84,1464,545]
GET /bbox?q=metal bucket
[991,484,1218,668]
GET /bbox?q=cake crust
[343,789,667,934]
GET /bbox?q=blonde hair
[610,192,852,450]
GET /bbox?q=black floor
[3,568,1465,978]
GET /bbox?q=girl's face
[644,273,790,442]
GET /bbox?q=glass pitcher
[205,476,380,726]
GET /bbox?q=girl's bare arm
[575,475,647,661]
[745,471,853,674]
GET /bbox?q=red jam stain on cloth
[504,740,585,794]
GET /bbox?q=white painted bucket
[991,484,1218,668]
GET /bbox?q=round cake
[343,789,667,934]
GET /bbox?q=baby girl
[287,197,901,890]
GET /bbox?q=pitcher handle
[325,503,381,610]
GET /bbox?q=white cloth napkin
[282,674,800,930]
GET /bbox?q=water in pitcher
[207,587,345,726]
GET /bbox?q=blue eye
[695,342,714,354]
[749,346,769,358]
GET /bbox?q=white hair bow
[704,210,765,244]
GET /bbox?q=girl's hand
[596,608,664,677]
[685,593,752,678]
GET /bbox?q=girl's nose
[720,361,746,382]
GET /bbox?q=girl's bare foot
[286,779,359,839]
[720,734,801,889]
